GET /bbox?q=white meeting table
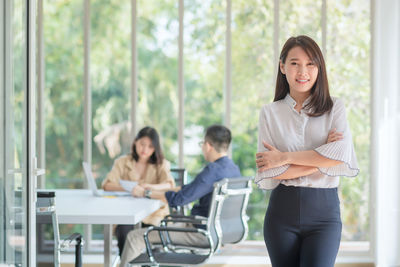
[53,189,162,267]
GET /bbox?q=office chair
[128,176,252,266]
[36,191,83,267]
[169,168,187,215]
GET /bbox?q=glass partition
[1,0,29,265]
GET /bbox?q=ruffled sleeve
[254,105,289,190]
[314,99,359,177]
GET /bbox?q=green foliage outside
[44,0,370,242]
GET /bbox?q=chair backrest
[169,168,188,215]
[36,191,61,267]
[206,177,252,252]
[170,168,187,187]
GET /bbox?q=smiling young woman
[255,35,359,267]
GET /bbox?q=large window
[279,0,322,44]
[137,0,179,166]
[90,0,131,184]
[43,0,86,239]
[184,0,226,178]
[327,0,370,242]
[44,0,84,189]
[42,0,370,246]
[90,0,132,239]
[231,0,275,240]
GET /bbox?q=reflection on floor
[61,263,373,267]
[60,241,374,267]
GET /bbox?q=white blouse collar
[284,93,312,109]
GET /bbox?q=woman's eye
[291,62,297,65]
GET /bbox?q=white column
[224,0,231,129]
[131,0,137,139]
[83,0,92,253]
[28,0,38,264]
[37,0,45,189]
[371,0,400,266]
[178,0,184,168]
[83,0,91,166]
[225,0,232,157]
[321,0,327,57]
[273,0,279,76]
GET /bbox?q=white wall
[372,0,400,266]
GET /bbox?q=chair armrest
[164,214,196,219]
[149,226,202,233]
[60,233,83,251]
[161,218,207,225]
[60,233,84,267]
[159,216,207,249]
[162,214,207,224]
[142,226,213,262]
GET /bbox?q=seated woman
[102,126,175,255]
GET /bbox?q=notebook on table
[82,161,131,197]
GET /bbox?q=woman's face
[135,136,155,162]
[280,46,318,98]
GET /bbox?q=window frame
[37,0,373,260]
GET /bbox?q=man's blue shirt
[165,156,241,217]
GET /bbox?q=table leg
[104,224,112,267]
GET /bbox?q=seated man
[120,124,241,267]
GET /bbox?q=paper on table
[119,180,138,192]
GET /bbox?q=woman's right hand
[132,184,145,197]
[326,128,343,143]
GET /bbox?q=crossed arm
[255,129,343,180]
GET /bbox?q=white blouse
[255,94,359,190]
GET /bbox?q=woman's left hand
[132,185,145,197]
[326,128,343,143]
[256,141,288,172]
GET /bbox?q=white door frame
[0,0,5,261]
[2,0,38,265]
[27,0,37,265]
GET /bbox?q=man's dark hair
[204,125,231,153]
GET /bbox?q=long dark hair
[274,35,333,117]
[131,127,164,165]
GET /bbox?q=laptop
[82,162,131,197]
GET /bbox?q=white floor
[60,240,373,265]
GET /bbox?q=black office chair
[128,177,252,266]
[169,168,187,216]
[36,191,83,267]
[170,168,187,188]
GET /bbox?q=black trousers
[115,223,152,256]
[264,184,342,267]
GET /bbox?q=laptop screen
[82,162,101,196]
